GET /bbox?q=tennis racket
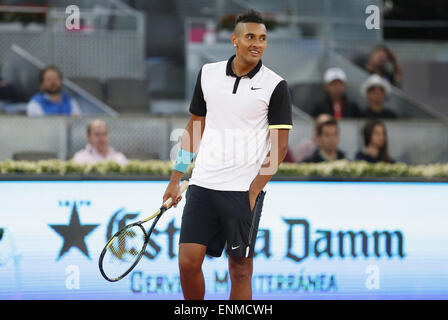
[99,180,189,282]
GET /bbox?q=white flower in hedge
[353,161,369,176]
[38,159,64,174]
[0,159,447,178]
[13,161,39,174]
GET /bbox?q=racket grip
[163,180,189,209]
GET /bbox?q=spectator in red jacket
[311,67,361,120]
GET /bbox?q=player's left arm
[248,79,293,210]
[248,128,289,210]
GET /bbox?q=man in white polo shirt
[72,119,128,165]
[163,9,292,300]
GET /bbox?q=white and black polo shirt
[189,55,293,191]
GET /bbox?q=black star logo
[49,203,99,260]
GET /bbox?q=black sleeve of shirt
[189,68,206,116]
[267,80,293,128]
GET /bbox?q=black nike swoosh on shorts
[251,87,262,90]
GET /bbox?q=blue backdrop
[0,181,447,300]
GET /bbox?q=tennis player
[163,9,292,300]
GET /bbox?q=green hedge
[1,159,448,179]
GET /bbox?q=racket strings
[101,226,146,280]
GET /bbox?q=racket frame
[98,180,188,282]
[98,207,167,282]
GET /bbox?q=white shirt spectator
[72,144,128,165]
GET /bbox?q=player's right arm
[163,114,205,207]
[163,67,207,207]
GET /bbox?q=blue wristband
[173,149,195,173]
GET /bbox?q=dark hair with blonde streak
[235,9,264,26]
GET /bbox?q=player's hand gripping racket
[99,180,189,282]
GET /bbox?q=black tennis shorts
[179,184,266,258]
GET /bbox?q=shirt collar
[86,144,95,153]
[225,55,262,79]
[86,143,113,155]
[318,149,343,161]
[43,91,66,101]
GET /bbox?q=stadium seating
[105,78,151,114]
[69,77,105,102]
[12,151,58,161]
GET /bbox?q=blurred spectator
[282,149,295,163]
[26,65,81,116]
[72,119,128,165]
[365,45,403,87]
[361,74,397,119]
[291,113,333,163]
[0,77,19,102]
[303,119,346,163]
[311,68,361,120]
[355,120,395,163]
